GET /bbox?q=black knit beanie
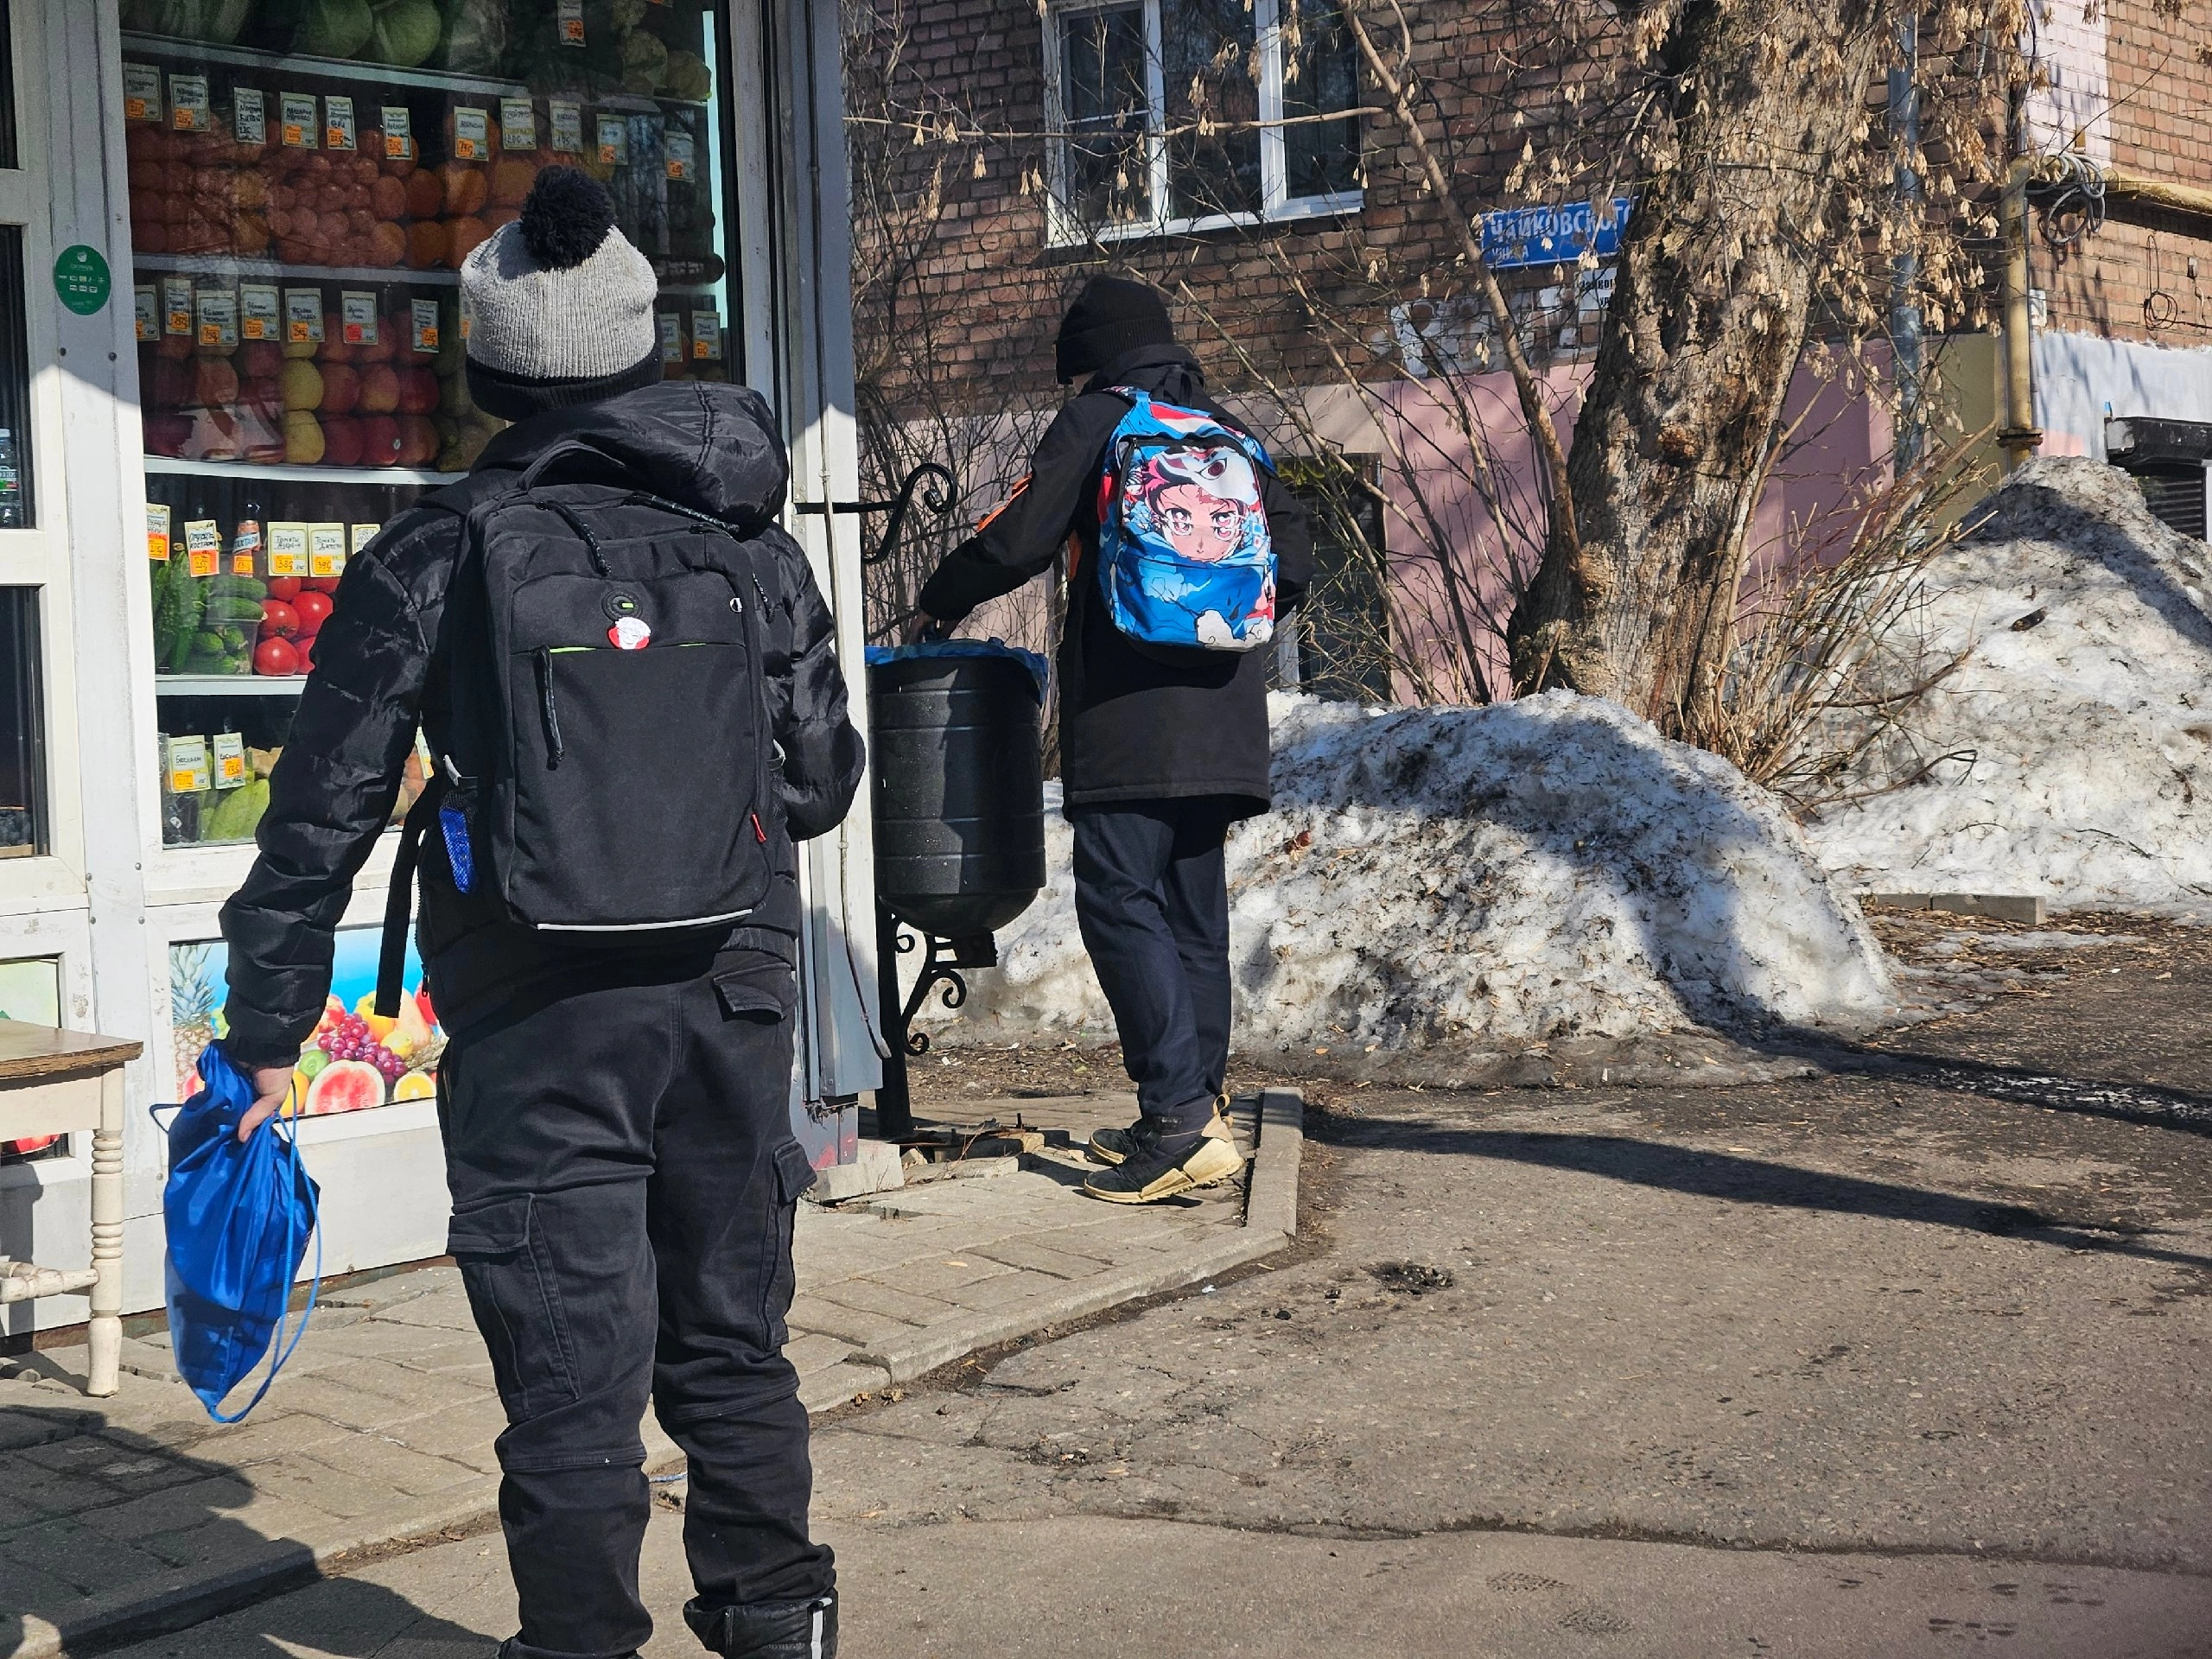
[1054,277,1175,385]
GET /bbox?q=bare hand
[901,610,946,645]
[238,1064,297,1142]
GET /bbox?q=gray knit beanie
[462,168,660,422]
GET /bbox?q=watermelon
[304,1058,386,1114]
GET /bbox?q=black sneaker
[1088,1097,1232,1166]
[683,1590,837,1657]
[1082,1128,1244,1204]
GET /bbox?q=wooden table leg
[86,1065,124,1398]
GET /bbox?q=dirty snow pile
[918,690,1897,1082]
[1802,456,2212,914]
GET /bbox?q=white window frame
[1040,0,1363,246]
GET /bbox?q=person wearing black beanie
[1054,276,1176,384]
[913,277,1315,1204]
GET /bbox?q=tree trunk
[1507,0,1890,735]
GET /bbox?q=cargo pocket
[714,962,795,1025]
[761,1141,816,1348]
[447,1194,580,1421]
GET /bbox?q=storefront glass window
[0,586,44,856]
[120,2,738,845]
[0,226,31,529]
[0,0,19,173]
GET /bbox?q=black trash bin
[867,642,1047,1136]
[868,645,1046,939]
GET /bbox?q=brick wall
[2039,0,2212,347]
[844,0,1629,423]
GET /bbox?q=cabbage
[366,0,442,64]
[294,0,375,56]
[619,29,669,94]
[434,0,509,72]
[662,49,712,104]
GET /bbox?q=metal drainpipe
[1889,14,1924,468]
[1999,156,2043,469]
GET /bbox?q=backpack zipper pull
[751,811,766,844]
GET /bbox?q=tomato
[264,575,302,601]
[291,589,334,632]
[253,635,301,677]
[300,575,341,594]
[259,599,299,639]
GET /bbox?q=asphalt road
[106,911,2212,1658]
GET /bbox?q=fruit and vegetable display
[128,0,719,108]
[130,3,740,837]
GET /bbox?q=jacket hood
[1083,343,1204,404]
[473,380,790,531]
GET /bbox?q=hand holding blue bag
[160,1044,321,1421]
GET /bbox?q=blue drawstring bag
[159,1044,321,1421]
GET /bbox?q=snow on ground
[917,690,1897,1084]
[1802,457,2212,915]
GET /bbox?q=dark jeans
[1069,798,1235,1135]
[438,949,832,1659]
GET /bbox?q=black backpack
[375,442,778,1013]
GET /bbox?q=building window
[1275,459,1391,704]
[1044,0,1361,242]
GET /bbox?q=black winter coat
[916,346,1313,815]
[218,382,866,1065]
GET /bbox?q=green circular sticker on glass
[54,245,111,315]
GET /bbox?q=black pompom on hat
[520,167,616,269]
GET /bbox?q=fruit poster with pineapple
[169,928,441,1114]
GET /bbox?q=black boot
[683,1591,837,1658]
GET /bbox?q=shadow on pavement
[0,1402,493,1658]
[1757,1033,2212,1139]
[1341,1126,2212,1273]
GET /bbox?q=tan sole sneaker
[1082,1132,1245,1204]
[1087,1110,1236,1167]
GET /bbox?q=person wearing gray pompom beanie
[218,160,859,1659]
[462,167,664,422]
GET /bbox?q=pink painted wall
[1355,353,1897,702]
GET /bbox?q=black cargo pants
[437,948,831,1659]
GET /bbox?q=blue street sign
[1479,196,1633,272]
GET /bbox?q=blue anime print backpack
[1093,390,1278,652]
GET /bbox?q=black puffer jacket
[916,345,1313,816]
[219,382,865,1064]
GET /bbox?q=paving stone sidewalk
[0,1090,1300,1659]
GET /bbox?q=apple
[318,363,361,415]
[358,414,402,466]
[321,415,365,467]
[356,365,400,415]
[395,368,439,415]
[395,414,440,467]
[238,340,283,379]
